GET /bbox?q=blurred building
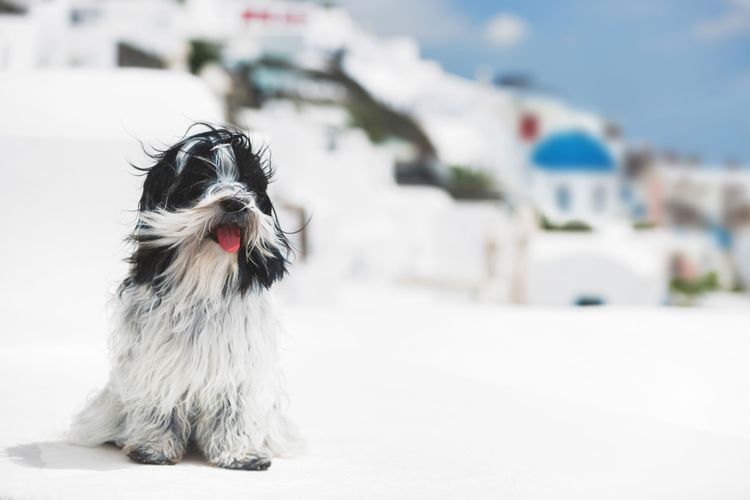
[527,229,668,306]
[0,0,187,69]
[527,131,619,227]
[1,0,746,306]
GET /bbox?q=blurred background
[2,0,750,319]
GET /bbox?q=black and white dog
[70,125,301,470]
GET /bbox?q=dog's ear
[238,246,288,292]
[237,211,291,292]
[138,151,178,212]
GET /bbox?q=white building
[0,7,34,70]
[527,130,621,227]
[0,0,188,70]
[526,229,669,306]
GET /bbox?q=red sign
[241,9,306,25]
[519,113,539,142]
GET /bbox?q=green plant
[670,271,720,297]
[444,165,500,200]
[633,220,656,230]
[188,39,222,75]
[346,98,391,144]
[540,215,592,232]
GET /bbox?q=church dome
[531,131,615,172]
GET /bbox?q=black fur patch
[127,445,181,466]
[219,456,272,471]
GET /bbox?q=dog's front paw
[125,441,184,465]
[218,456,272,471]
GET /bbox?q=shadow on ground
[5,441,131,471]
[5,441,212,471]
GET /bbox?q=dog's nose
[220,198,246,213]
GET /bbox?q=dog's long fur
[70,126,301,470]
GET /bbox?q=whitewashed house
[526,228,670,306]
[528,130,621,227]
[521,130,669,306]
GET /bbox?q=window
[556,185,571,212]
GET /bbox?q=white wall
[527,231,669,306]
[0,16,38,70]
[530,170,618,226]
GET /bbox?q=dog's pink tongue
[216,225,241,253]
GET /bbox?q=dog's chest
[116,285,279,393]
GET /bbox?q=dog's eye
[168,179,210,209]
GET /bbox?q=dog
[70,125,301,470]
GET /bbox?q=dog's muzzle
[213,198,250,254]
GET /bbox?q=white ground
[1,305,750,499]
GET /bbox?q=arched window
[556,185,571,212]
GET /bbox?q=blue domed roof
[531,131,615,172]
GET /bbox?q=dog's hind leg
[69,386,125,446]
[121,402,190,465]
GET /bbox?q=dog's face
[127,126,289,294]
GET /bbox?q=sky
[339,0,750,164]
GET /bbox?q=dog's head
[127,125,290,294]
